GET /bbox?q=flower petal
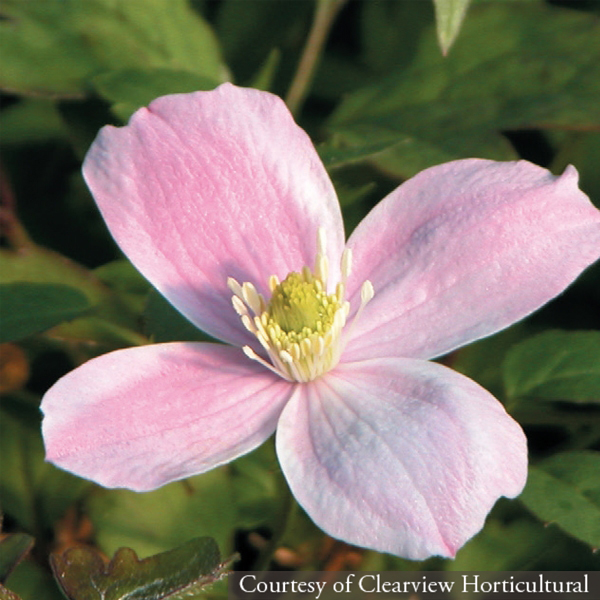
[344,159,600,361]
[42,343,294,491]
[276,357,527,559]
[83,84,344,347]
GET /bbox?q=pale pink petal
[276,358,527,560]
[83,84,344,347]
[343,159,600,361]
[42,343,294,491]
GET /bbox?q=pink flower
[41,83,600,560]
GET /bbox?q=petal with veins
[344,159,600,362]
[277,357,527,559]
[42,343,295,491]
[83,83,344,347]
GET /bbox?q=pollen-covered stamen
[228,229,373,382]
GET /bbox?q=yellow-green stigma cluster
[228,229,373,382]
[268,271,338,337]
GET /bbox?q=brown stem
[0,162,33,249]
[285,0,347,116]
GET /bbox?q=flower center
[228,229,373,383]
[268,272,338,336]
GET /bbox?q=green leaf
[249,48,281,92]
[0,283,91,342]
[452,324,530,401]
[359,0,430,75]
[87,470,236,559]
[334,181,378,210]
[1,244,110,318]
[143,289,213,344]
[0,243,144,344]
[328,2,600,178]
[449,514,600,571]
[433,0,471,56]
[0,534,34,583]
[94,261,149,296]
[50,537,226,600]
[504,330,600,404]
[552,132,600,210]
[94,260,150,316]
[230,443,280,530]
[93,68,218,122]
[0,99,66,144]
[520,451,600,548]
[215,0,310,85]
[0,400,90,533]
[0,0,227,97]
[318,137,402,169]
[449,518,556,571]
[4,558,64,600]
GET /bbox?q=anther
[227,277,243,298]
[243,346,292,380]
[315,254,328,284]
[361,280,375,305]
[241,314,255,333]
[280,350,293,363]
[341,248,352,283]
[228,227,375,383]
[268,275,280,292]
[232,295,248,316]
[242,282,263,315]
[317,227,327,255]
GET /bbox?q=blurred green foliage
[0,0,226,97]
[520,451,600,549]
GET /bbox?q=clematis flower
[42,83,600,560]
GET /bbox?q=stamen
[341,248,352,283]
[240,314,255,333]
[227,277,243,298]
[315,254,328,285]
[340,280,375,349]
[361,280,375,305]
[313,336,324,356]
[231,295,248,316]
[280,350,293,363]
[269,275,280,292]
[290,343,301,361]
[256,332,271,352]
[286,358,304,383]
[301,337,312,357]
[302,266,313,282]
[242,282,263,315]
[228,228,375,383]
[317,227,327,255]
[243,346,293,381]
